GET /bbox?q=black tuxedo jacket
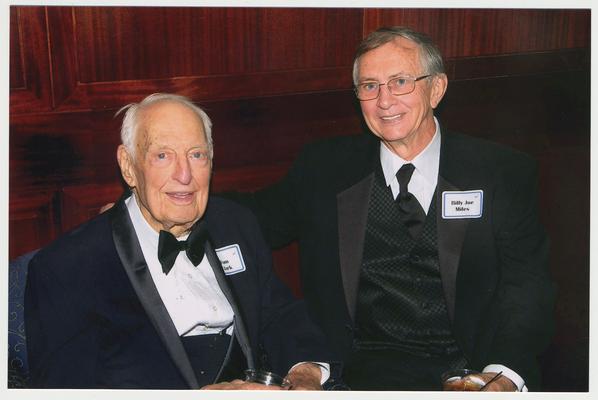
[239,130,555,389]
[25,195,331,389]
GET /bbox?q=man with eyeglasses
[230,26,555,391]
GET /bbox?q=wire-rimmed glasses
[354,75,431,101]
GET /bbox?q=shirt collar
[126,193,160,249]
[380,116,441,187]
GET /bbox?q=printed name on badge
[215,244,246,275]
[442,190,483,219]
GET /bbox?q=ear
[429,73,448,109]
[117,145,137,188]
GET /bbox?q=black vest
[354,165,463,361]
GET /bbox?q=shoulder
[204,196,260,232]
[289,133,379,186]
[204,196,268,250]
[29,213,114,276]
[300,133,377,157]
[443,131,537,169]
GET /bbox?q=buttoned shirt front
[126,194,234,337]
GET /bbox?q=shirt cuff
[483,364,528,392]
[289,362,330,385]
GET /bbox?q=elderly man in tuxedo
[231,26,555,391]
[24,93,333,389]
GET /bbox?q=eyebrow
[358,72,412,83]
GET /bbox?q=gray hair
[116,93,213,159]
[352,26,445,85]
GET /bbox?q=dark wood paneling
[10,90,361,191]
[11,7,591,115]
[60,183,126,232]
[47,7,78,108]
[450,48,589,81]
[9,192,56,259]
[364,9,590,58]
[40,7,362,111]
[73,7,362,81]
[9,7,24,88]
[9,6,53,113]
[9,110,123,192]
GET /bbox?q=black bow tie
[157,220,208,275]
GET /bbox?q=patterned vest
[354,164,464,364]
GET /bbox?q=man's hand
[477,372,517,391]
[99,203,115,213]
[201,379,285,390]
[284,363,322,390]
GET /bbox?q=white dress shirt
[380,117,441,212]
[126,194,234,337]
[378,118,527,391]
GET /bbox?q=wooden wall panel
[9,6,53,113]
[41,7,362,111]
[9,90,362,192]
[9,110,123,192]
[73,7,362,81]
[9,192,56,259]
[9,8,24,88]
[364,9,590,58]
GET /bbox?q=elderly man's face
[118,101,211,236]
[357,38,447,157]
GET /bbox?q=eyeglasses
[354,75,431,101]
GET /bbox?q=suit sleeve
[486,157,555,388]
[25,254,99,388]
[244,212,335,376]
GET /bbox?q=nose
[376,83,396,109]
[173,155,192,185]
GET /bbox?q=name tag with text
[215,244,246,275]
[442,190,483,219]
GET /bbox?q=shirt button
[212,305,217,311]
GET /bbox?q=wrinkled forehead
[375,37,421,67]
[136,101,206,149]
[357,37,424,80]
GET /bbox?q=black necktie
[396,163,426,239]
[157,220,208,274]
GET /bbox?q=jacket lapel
[335,135,384,322]
[110,197,200,389]
[436,132,471,323]
[435,176,469,323]
[204,241,254,371]
[337,173,374,322]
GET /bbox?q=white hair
[116,93,213,159]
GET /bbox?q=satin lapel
[204,241,254,370]
[337,173,374,322]
[110,198,199,389]
[436,176,469,323]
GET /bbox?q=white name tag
[215,244,246,275]
[442,190,483,219]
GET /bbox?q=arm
[485,157,555,389]
[25,254,98,388]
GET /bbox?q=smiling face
[117,100,212,237]
[357,37,447,159]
